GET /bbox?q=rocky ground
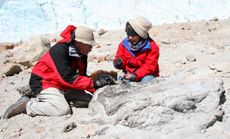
[0,17,230,139]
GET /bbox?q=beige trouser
[26,87,71,117]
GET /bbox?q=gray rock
[40,37,51,47]
[18,60,32,68]
[185,54,196,62]
[16,85,33,97]
[89,77,225,138]
[0,53,7,65]
[210,17,219,22]
[2,64,22,77]
[161,40,171,45]
[98,29,108,36]
[63,122,77,133]
[11,36,51,65]
[208,63,230,72]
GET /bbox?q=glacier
[0,0,230,42]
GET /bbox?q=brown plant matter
[89,70,117,81]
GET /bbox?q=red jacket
[114,38,159,81]
[29,25,95,96]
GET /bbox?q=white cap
[75,26,96,46]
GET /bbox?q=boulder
[1,63,22,77]
[89,77,225,138]
[11,36,51,65]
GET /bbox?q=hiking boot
[2,96,30,119]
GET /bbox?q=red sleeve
[114,42,128,70]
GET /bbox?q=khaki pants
[26,88,71,116]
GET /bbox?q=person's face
[78,42,93,55]
[127,35,141,45]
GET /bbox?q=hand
[124,73,135,81]
[113,57,122,68]
[93,74,116,89]
[117,71,126,80]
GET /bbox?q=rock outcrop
[89,77,226,138]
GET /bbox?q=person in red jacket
[113,16,160,82]
[2,25,114,119]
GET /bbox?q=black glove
[113,57,122,68]
[93,74,116,89]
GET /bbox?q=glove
[113,57,122,68]
[93,74,116,89]
[124,73,136,81]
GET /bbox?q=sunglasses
[126,30,138,36]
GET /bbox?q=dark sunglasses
[126,30,138,36]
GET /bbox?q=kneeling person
[2,25,114,119]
